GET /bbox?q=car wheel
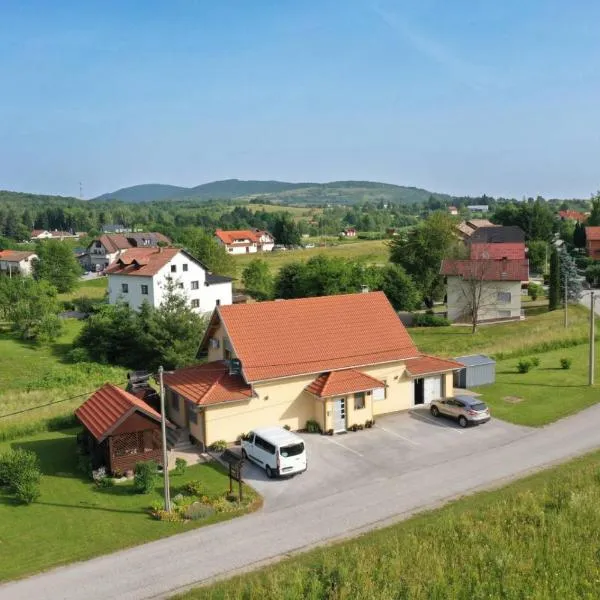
[458,416,468,428]
[265,465,275,479]
[430,405,440,417]
[241,449,247,459]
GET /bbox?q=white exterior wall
[108,274,155,309]
[225,244,257,255]
[202,282,233,313]
[0,256,37,276]
[446,277,522,322]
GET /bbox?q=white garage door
[423,376,442,403]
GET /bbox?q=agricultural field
[244,203,322,223]
[0,429,259,581]
[178,450,600,600]
[233,239,390,274]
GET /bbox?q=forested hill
[92,179,453,205]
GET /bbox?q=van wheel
[458,416,468,428]
[241,449,247,460]
[265,465,275,479]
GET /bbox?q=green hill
[92,179,451,205]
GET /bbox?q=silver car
[430,395,490,428]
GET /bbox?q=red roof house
[559,210,587,223]
[586,227,600,260]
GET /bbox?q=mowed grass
[474,342,600,426]
[0,429,259,581]
[0,319,126,441]
[233,239,390,274]
[177,451,600,600]
[411,304,591,359]
[57,276,108,302]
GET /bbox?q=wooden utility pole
[590,292,595,386]
[158,366,171,512]
[564,271,568,328]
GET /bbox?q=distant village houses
[340,228,357,237]
[214,229,275,254]
[106,247,232,314]
[30,229,80,241]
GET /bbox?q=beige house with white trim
[163,292,461,449]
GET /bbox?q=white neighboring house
[214,229,275,254]
[0,250,38,276]
[440,258,529,324]
[106,247,232,314]
[30,229,79,241]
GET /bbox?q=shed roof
[306,369,384,398]
[404,355,464,377]
[453,354,496,367]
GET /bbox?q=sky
[1,0,600,199]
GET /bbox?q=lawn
[233,239,389,274]
[0,319,126,441]
[474,342,600,426]
[177,450,600,600]
[58,276,108,303]
[0,429,259,581]
[411,304,591,359]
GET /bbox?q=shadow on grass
[34,500,141,515]
[11,434,84,479]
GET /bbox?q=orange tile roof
[75,383,168,441]
[404,355,464,376]
[105,247,180,277]
[215,229,270,245]
[163,361,253,406]
[585,227,600,241]
[0,250,36,261]
[440,258,529,281]
[559,210,586,222]
[212,292,419,382]
[470,243,526,260]
[306,369,384,398]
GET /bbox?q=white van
[241,427,307,478]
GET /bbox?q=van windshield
[279,442,305,458]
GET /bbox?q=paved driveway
[242,408,531,511]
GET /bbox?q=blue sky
[1,0,599,199]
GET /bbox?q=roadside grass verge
[411,304,591,359]
[233,240,389,274]
[0,319,126,442]
[0,429,260,581]
[474,342,600,426]
[176,451,600,600]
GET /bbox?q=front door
[333,398,346,433]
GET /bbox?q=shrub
[154,509,183,522]
[184,502,216,521]
[305,419,322,434]
[14,478,41,504]
[174,457,187,476]
[211,496,240,513]
[527,282,543,301]
[0,448,42,504]
[133,460,158,494]
[67,347,92,363]
[73,296,96,313]
[96,476,114,488]
[531,357,540,368]
[183,479,205,497]
[517,359,532,374]
[209,440,228,452]
[412,313,450,327]
[560,358,572,370]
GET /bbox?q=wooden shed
[75,383,173,475]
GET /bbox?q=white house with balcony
[214,229,275,254]
[106,247,232,314]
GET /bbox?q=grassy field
[0,429,259,581]
[245,203,322,222]
[177,451,600,600]
[233,239,390,273]
[57,276,108,303]
[411,304,591,359]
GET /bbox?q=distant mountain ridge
[92,178,452,205]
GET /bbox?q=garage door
[423,376,442,403]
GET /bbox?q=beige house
[163,292,461,448]
[441,258,529,323]
[0,250,37,276]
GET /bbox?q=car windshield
[470,402,487,411]
[279,442,304,457]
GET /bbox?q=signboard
[372,387,385,401]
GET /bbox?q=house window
[191,299,200,308]
[216,299,221,306]
[171,265,177,273]
[497,291,511,303]
[183,264,188,272]
[121,283,129,293]
[141,284,148,295]
[354,392,366,410]
[170,391,179,411]
[188,404,198,424]
[191,281,199,290]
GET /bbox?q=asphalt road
[2,405,600,600]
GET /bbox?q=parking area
[240,408,533,511]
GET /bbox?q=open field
[177,450,600,600]
[57,276,108,303]
[412,304,591,359]
[0,429,259,581]
[476,342,600,426]
[0,319,126,441]
[244,203,322,222]
[233,239,390,273]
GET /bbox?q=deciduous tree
[33,240,81,293]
